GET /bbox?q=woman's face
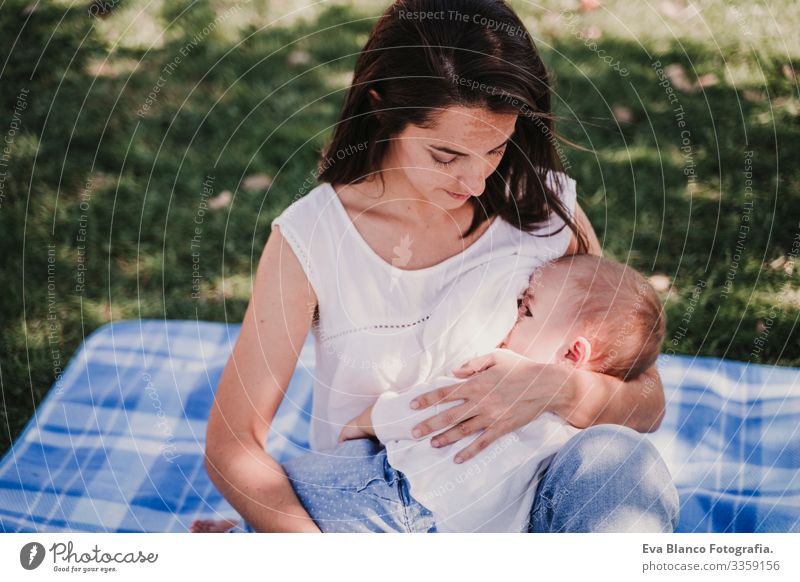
[384,105,517,209]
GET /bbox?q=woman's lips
[446,190,470,201]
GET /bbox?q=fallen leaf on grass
[242,173,273,191]
[741,89,763,103]
[288,50,312,66]
[580,0,602,13]
[208,190,232,210]
[768,255,795,276]
[696,73,719,88]
[649,274,672,293]
[581,26,603,40]
[664,63,696,93]
[612,105,634,124]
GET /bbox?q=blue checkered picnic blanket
[0,319,798,532]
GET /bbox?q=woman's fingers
[452,424,511,464]
[429,415,489,448]
[451,353,497,377]
[409,381,469,411]
[411,400,477,439]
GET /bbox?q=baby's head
[500,254,666,380]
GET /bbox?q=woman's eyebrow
[429,138,510,157]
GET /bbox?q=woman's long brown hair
[317,0,588,251]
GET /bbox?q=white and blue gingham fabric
[0,320,313,533]
[649,352,800,532]
[0,319,798,532]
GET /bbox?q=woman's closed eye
[431,155,456,168]
[431,148,505,168]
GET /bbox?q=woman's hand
[408,349,577,464]
[338,404,376,443]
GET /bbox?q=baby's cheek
[500,324,520,349]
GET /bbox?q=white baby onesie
[372,379,580,532]
[370,256,581,532]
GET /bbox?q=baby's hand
[338,404,376,442]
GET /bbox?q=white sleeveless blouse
[271,173,578,452]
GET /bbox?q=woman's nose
[454,169,486,197]
[456,153,498,196]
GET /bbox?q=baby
[338,253,667,532]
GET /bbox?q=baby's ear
[563,336,592,368]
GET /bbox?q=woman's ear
[563,336,592,368]
[367,88,386,122]
[367,88,383,108]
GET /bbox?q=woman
[193,0,679,533]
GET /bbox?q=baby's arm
[338,404,376,442]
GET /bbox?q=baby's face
[499,263,576,364]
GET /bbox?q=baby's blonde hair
[542,254,666,380]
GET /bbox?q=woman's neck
[347,170,473,228]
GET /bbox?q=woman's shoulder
[269,182,338,295]
[273,182,334,223]
[543,169,578,212]
[276,182,330,214]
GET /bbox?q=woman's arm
[204,225,321,533]
[553,362,665,432]
[565,202,603,256]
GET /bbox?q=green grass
[1,0,798,458]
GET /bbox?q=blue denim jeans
[231,424,680,533]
